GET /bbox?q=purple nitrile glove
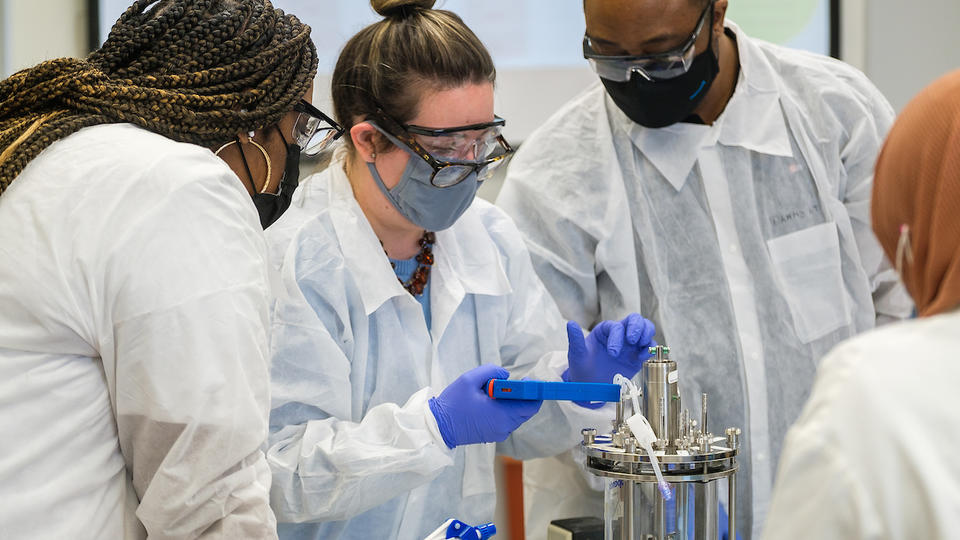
[429,364,543,449]
[563,313,657,386]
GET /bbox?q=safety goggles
[583,0,713,82]
[292,99,345,155]
[369,109,514,187]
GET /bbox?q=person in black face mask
[216,97,344,229]
[497,0,913,538]
[584,0,731,128]
[586,0,721,128]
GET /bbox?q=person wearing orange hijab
[761,69,960,539]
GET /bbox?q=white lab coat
[0,124,277,539]
[496,22,913,540]
[264,150,611,540]
[763,308,960,539]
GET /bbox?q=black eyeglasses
[368,108,514,187]
[292,100,345,155]
[583,0,713,82]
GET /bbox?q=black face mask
[251,139,300,229]
[601,26,720,129]
[232,126,301,229]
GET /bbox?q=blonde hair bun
[371,0,436,18]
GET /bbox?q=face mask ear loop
[895,224,914,276]
[276,123,294,149]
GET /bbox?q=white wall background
[4,0,957,121]
[862,0,960,111]
[0,0,88,78]
[86,0,834,142]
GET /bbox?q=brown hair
[331,0,495,151]
[0,0,318,195]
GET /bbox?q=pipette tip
[658,481,673,501]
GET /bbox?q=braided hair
[0,0,318,195]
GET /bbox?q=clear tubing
[616,374,672,500]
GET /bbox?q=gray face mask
[366,133,480,232]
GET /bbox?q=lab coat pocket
[766,222,851,343]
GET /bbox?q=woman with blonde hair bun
[265,0,657,538]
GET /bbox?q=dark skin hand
[584,0,740,125]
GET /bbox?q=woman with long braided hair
[0,1,341,538]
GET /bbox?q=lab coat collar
[429,204,513,338]
[325,154,511,319]
[433,208,513,299]
[325,162,402,316]
[623,21,794,191]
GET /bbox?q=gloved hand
[428,364,543,449]
[564,313,657,384]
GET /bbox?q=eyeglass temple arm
[297,100,345,136]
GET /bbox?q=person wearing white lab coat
[0,2,338,538]
[496,1,913,538]
[263,1,657,539]
[763,69,960,540]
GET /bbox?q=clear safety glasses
[583,0,712,82]
[369,110,514,187]
[292,99,345,155]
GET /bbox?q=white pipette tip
[616,374,673,502]
[657,481,673,501]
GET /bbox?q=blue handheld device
[486,379,620,402]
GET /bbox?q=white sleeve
[266,233,454,523]
[763,429,867,540]
[101,151,277,539]
[836,73,913,324]
[485,209,615,460]
[762,346,879,540]
[496,145,604,329]
[267,386,455,523]
[497,91,641,330]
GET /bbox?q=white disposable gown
[264,150,611,540]
[763,308,960,539]
[496,22,913,540]
[0,124,277,539]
